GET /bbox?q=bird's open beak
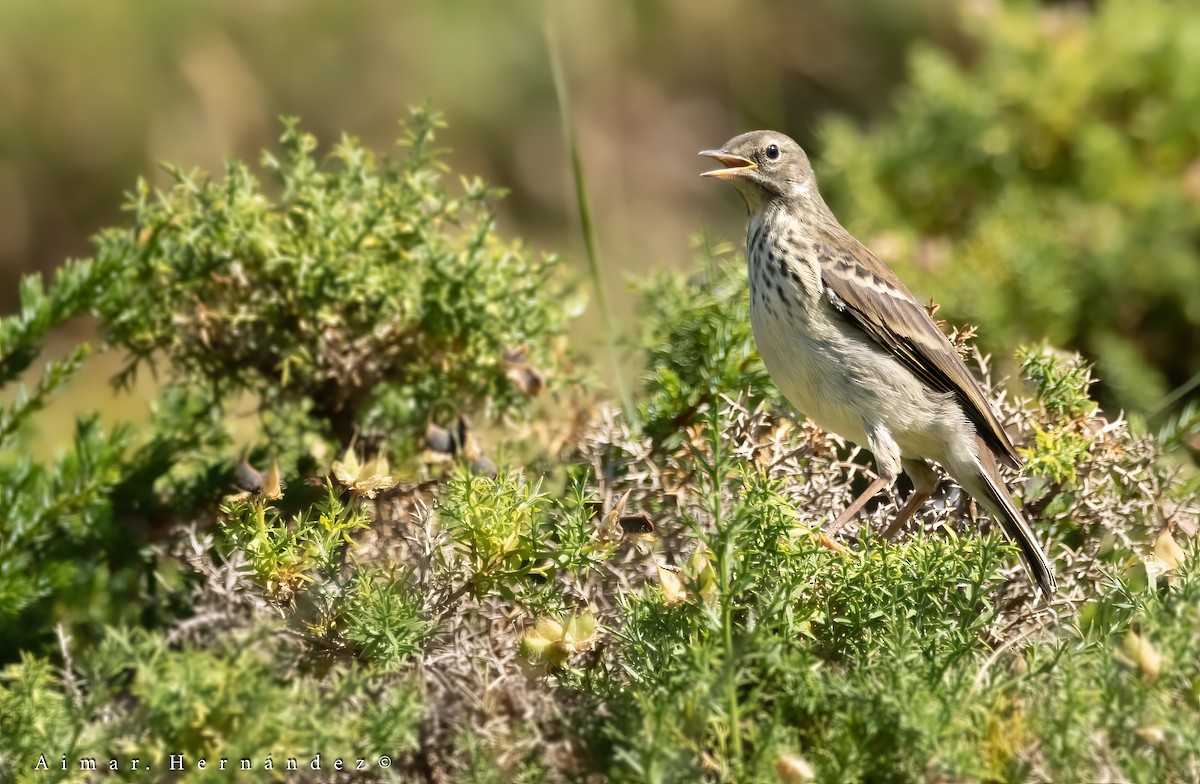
[698,150,756,179]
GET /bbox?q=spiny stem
[707,402,742,765]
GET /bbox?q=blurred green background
[2,0,1198,438]
[0,0,961,292]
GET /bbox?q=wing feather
[817,230,1020,468]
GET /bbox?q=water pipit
[700,131,1056,595]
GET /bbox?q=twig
[56,624,85,712]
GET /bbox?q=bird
[699,130,1056,595]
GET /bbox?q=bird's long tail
[958,443,1057,597]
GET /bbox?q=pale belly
[751,298,874,444]
[749,284,968,464]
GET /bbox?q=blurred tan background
[0,0,969,316]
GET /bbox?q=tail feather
[960,444,1057,596]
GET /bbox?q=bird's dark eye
[765,144,780,160]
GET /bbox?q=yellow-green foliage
[0,633,423,784]
[440,472,550,594]
[635,236,781,450]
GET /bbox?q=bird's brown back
[810,218,1021,468]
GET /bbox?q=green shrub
[0,629,423,784]
[0,108,574,653]
[635,235,780,450]
[95,107,571,443]
[0,111,575,781]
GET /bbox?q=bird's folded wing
[819,232,1020,468]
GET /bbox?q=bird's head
[699,131,815,210]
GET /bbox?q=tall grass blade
[544,22,636,425]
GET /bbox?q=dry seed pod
[261,458,284,500]
[776,754,816,783]
[425,423,457,456]
[507,366,546,397]
[471,455,498,479]
[234,457,264,494]
[597,489,632,541]
[456,414,470,452]
[502,344,546,397]
[618,513,655,535]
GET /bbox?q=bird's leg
[824,423,901,537]
[824,475,891,536]
[880,459,939,541]
[879,489,930,540]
